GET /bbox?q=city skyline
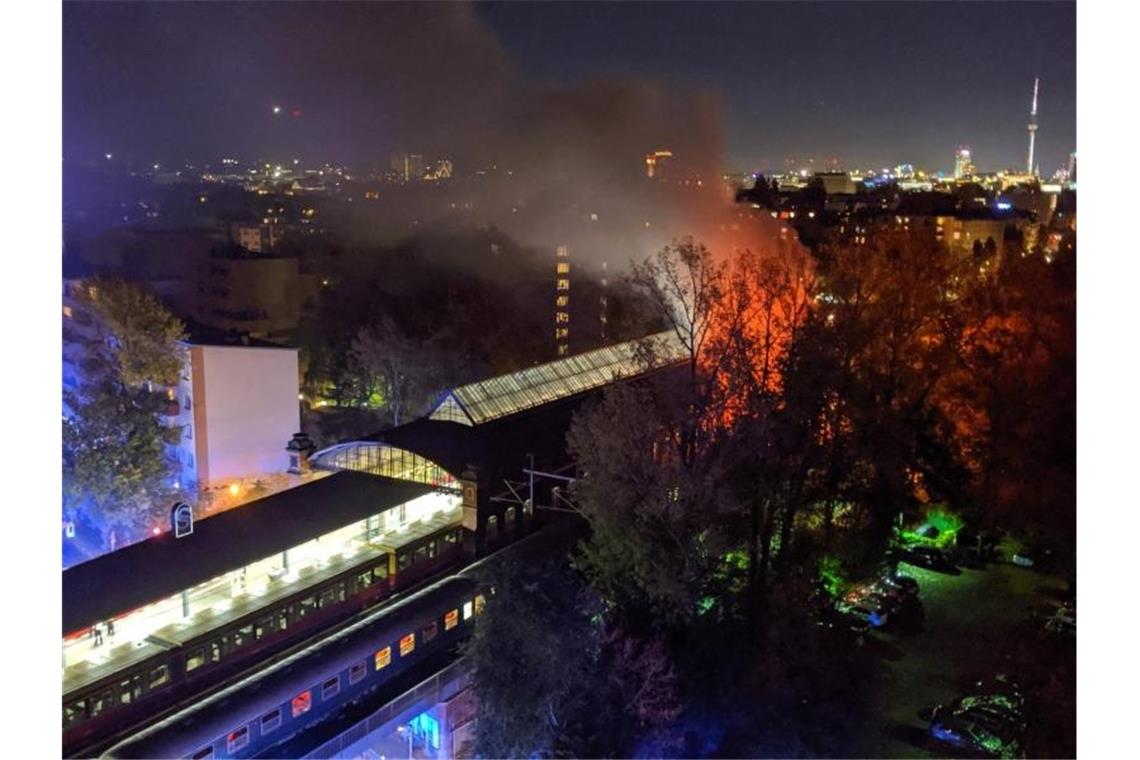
[64,2,1076,177]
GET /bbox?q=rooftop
[62,471,432,635]
[427,331,687,426]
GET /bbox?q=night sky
[64,1,1075,175]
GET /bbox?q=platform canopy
[428,331,687,426]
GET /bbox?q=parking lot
[854,560,1073,757]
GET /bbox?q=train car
[63,472,480,757]
[101,519,581,760]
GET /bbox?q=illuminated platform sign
[171,502,194,538]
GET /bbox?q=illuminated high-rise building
[1068,151,1076,183]
[954,146,974,179]
[555,246,571,356]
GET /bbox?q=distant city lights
[272,105,282,115]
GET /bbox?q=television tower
[1026,77,1039,176]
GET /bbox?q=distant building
[645,150,674,179]
[390,152,425,183]
[1068,152,1077,184]
[555,245,571,357]
[954,147,975,179]
[195,248,313,341]
[230,222,293,253]
[815,172,858,195]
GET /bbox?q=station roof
[427,331,686,426]
[62,471,432,636]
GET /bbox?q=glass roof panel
[428,331,686,425]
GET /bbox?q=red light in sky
[291,108,303,118]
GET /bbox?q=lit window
[445,609,459,631]
[556,279,570,291]
[291,691,312,717]
[399,633,415,657]
[227,726,249,753]
[63,306,73,319]
[322,676,340,699]
[375,646,392,670]
[555,295,569,307]
[555,312,570,324]
[463,601,473,620]
[475,594,486,615]
[556,262,570,274]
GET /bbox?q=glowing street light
[228,483,240,497]
[272,105,282,115]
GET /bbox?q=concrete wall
[194,344,300,485]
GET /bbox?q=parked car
[879,572,919,597]
[817,606,869,645]
[927,699,1025,758]
[838,594,891,628]
[1011,551,1035,568]
[968,674,1025,708]
[901,546,956,571]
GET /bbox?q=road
[855,560,1071,758]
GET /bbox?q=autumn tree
[345,317,447,426]
[63,277,186,541]
[465,554,680,758]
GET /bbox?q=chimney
[285,432,316,474]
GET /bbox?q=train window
[63,700,86,727]
[374,646,392,670]
[291,690,312,717]
[350,661,367,684]
[118,676,142,704]
[422,622,438,643]
[318,587,339,607]
[397,553,410,571]
[399,633,415,657]
[149,664,170,690]
[445,609,459,631]
[261,708,281,734]
[186,648,206,672]
[231,624,254,650]
[413,545,429,564]
[255,616,273,640]
[444,530,459,545]
[486,515,498,542]
[191,747,215,759]
[373,563,389,581]
[322,676,340,700]
[463,601,473,620]
[277,609,290,631]
[506,507,516,526]
[293,596,318,620]
[427,539,437,559]
[227,726,249,753]
[475,594,486,615]
[356,570,373,590]
[89,690,113,717]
